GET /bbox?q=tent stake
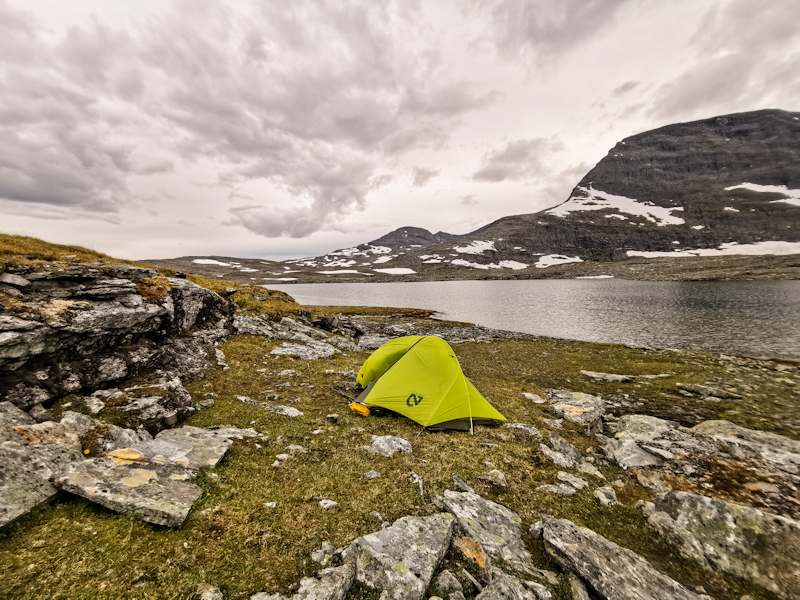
[470,416,474,435]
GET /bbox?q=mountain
[147,109,800,283]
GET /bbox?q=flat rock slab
[653,490,800,599]
[442,491,533,577]
[345,513,455,600]
[1,402,85,528]
[270,341,340,360]
[368,435,412,457]
[506,423,542,438]
[0,440,84,528]
[580,370,634,383]
[545,391,604,424]
[541,516,704,600]
[127,426,234,471]
[52,458,201,527]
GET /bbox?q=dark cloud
[0,0,492,237]
[473,137,563,182]
[650,0,800,120]
[471,0,645,65]
[412,167,440,187]
[613,81,640,96]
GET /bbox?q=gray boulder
[368,435,412,457]
[344,513,455,600]
[545,391,604,425]
[270,342,340,360]
[537,483,577,497]
[692,420,800,478]
[441,491,533,578]
[677,383,742,399]
[51,457,201,527]
[652,490,800,599]
[548,433,582,463]
[541,516,705,600]
[539,443,575,468]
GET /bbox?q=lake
[267,279,800,360]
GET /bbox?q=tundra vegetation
[0,235,797,600]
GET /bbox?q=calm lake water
[268,280,800,360]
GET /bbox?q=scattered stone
[326,414,339,424]
[542,418,563,430]
[637,471,671,493]
[479,469,507,487]
[52,458,201,527]
[537,483,577,496]
[263,502,276,508]
[319,499,338,510]
[576,461,605,480]
[529,521,543,540]
[364,470,381,479]
[548,433,582,463]
[677,383,742,399]
[480,442,498,448]
[541,516,705,600]
[264,405,304,418]
[367,511,384,522]
[593,486,619,507]
[357,334,392,351]
[28,404,54,423]
[581,370,634,382]
[539,443,575,468]
[196,583,224,600]
[651,490,800,599]
[344,513,454,600]
[506,423,542,438]
[311,541,338,567]
[600,436,663,470]
[557,472,587,490]
[545,390,604,425]
[368,435,412,457]
[521,392,545,403]
[270,341,340,360]
[611,479,625,489]
[434,569,462,594]
[199,399,215,409]
[452,476,475,493]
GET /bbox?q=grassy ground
[1,326,794,600]
[0,235,795,600]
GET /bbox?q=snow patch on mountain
[725,182,800,206]
[451,259,528,270]
[453,240,496,255]
[547,186,685,226]
[628,241,800,258]
[374,268,416,275]
[535,255,584,268]
[192,259,232,266]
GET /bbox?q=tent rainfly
[355,335,506,431]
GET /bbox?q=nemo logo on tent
[406,393,423,407]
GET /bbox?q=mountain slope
[148,109,800,283]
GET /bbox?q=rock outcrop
[0,263,232,411]
[641,490,800,599]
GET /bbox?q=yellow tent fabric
[356,336,506,429]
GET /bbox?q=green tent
[355,336,506,431]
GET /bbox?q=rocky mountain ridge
[147,109,800,284]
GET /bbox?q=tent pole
[470,416,473,435]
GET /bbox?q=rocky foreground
[1,259,799,600]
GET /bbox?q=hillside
[148,109,800,284]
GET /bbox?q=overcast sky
[1,0,798,260]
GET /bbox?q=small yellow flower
[83,449,90,455]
